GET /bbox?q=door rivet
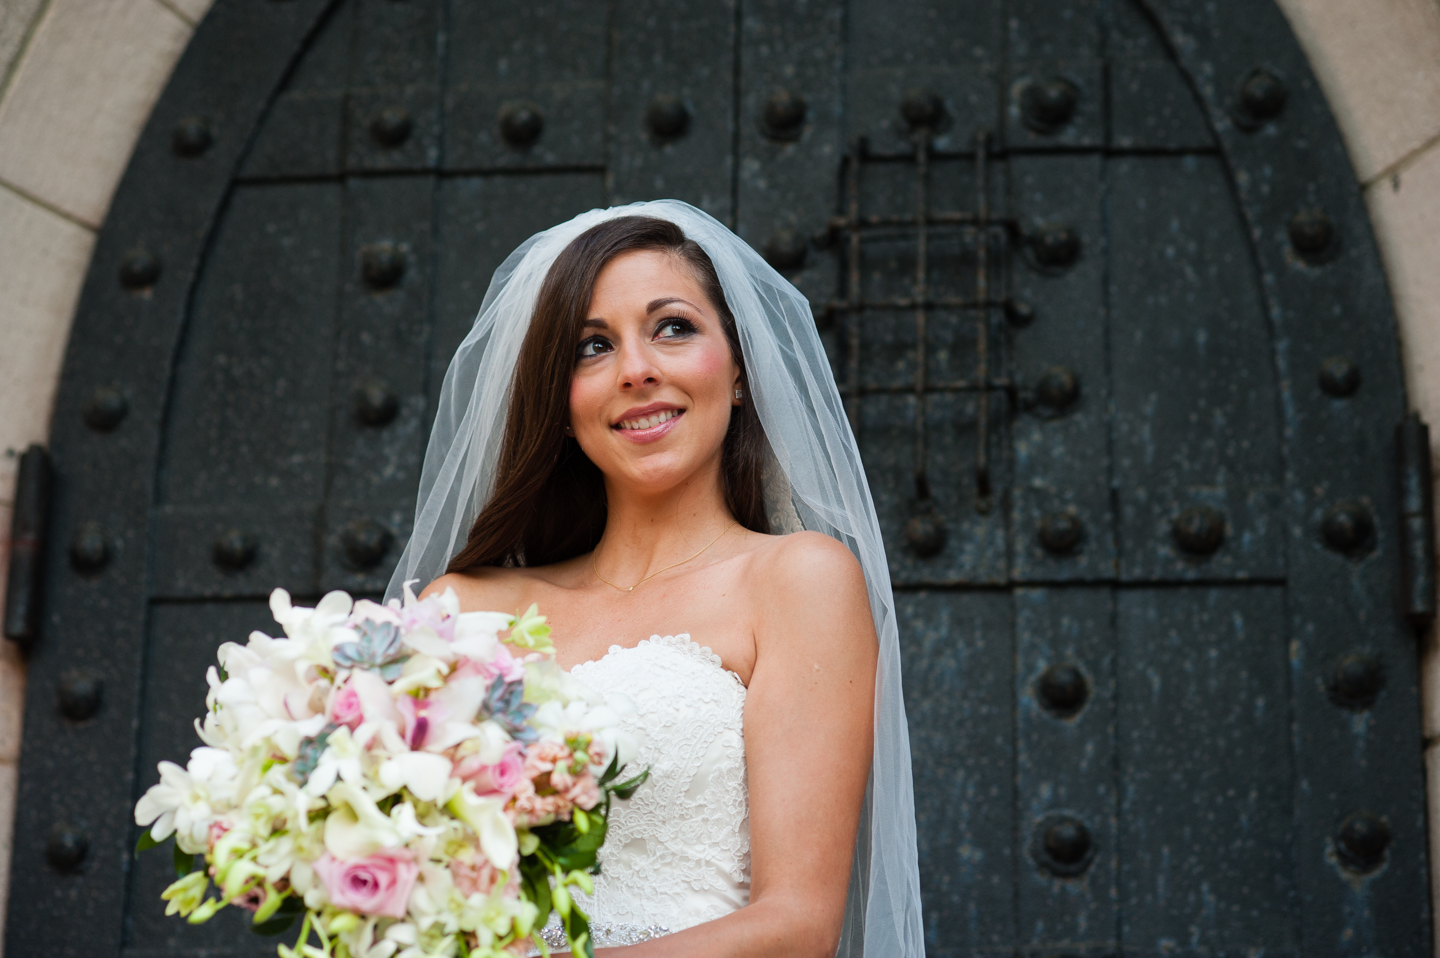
[344,519,393,570]
[46,823,88,872]
[1321,500,1374,556]
[360,242,405,290]
[498,103,544,146]
[356,380,400,427]
[1318,357,1360,397]
[370,106,413,147]
[1172,505,1226,556]
[69,523,110,573]
[1329,652,1384,710]
[1335,812,1389,873]
[57,671,102,721]
[1032,814,1095,877]
[170,116,213,157]
[1036,664,1088,717]
[904,512,947,558]
[119,248,161,289]
[646,95,689,139]
[1035,366,1080,411]
[1029,226,1080,269]
[762,229,808,271]
[1233,69,1287,129]
[212,529,257,571]
[1289,209,1336,261]
[1021,77,1078,133]
[899,88,944,130]
[1005,300,1035,327]
[1038,511,1084,555]
[83,386,128,431]
[761,89,807,140]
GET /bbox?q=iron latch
[1397,413,1436,628]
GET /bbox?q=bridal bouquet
[133,585,646,958]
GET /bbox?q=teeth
[618,409,680,430]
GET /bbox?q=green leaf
[135,826,164,854]
[596,754,622,788]
[610,767,651,801]
[174,841,199,878]
[563,904,593,958]
[252,912,300,936]
[520,856,552,922]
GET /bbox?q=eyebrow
[647,296,701,313]
[581,318,609,329]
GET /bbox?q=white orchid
[135,746,238,853]
[447,784,518,870]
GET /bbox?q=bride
[392,201,923,957]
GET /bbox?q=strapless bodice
[538,633,750,950]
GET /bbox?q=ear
[732,374,744,406]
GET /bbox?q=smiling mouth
[614,409,683,431]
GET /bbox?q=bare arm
[603,532,878,958]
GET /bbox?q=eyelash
[575,317,697,359]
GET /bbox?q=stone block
[0,760,15,954]
[1278,0,1440,182]
[0,187,94,465]
[0,0,192,227]
[162,0,216,29]
[0,0,47,92]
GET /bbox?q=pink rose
[312,851,418,919]
[456,743,526,795]
[329,682,364,730]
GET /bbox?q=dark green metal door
[6,1,1431,956]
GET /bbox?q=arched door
[6,0,1431,955]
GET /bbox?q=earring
[735,388,744,400]
[564,424,574,436]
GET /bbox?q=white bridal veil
[386,199,924,957]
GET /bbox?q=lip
[611,402,685,444]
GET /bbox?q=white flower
[303,726,366,796]
[134,747,238,852]
[379,751,453,802]
[446,784,518,869]
[323,782,403,857]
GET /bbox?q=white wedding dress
[537,633,751,950]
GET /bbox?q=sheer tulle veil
[385,199,924,957]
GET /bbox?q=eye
[654,318,697,340]
[576,335,613,360]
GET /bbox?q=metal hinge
[3,443,51,648]
[1397,413,1436,628]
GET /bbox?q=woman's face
[569,248,741,495]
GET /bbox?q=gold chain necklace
[591,523,735,593]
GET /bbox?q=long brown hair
[446,216,770,573]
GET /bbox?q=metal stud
[360,242,405,290]
[905,512,947,559]
[343,519,393,570]
[761,89,807,140]
[646,95,689,139]
[1335,811,1389,874]
[1321,500,1375,556]
[355,380,400,427]
[1020,77,1079,134]
[57,671,102,721]
[762,229,808,271]
[118,248,161,290]
[1172,505,1226,556]
[1036,664,1088,717]
[899,88,944,130]
[1318,357,1360,397]
[1289,208,1337,262]
[1038,511,1084,556]
[82,386,128,431]
[1329,652,1384,710]
[498,102,544,147]
[170,116,213,157]
[1029,225,1080,269]
[46,823,87,872]
[68,523,110,573]
[1035,366,1080,412]
[1031,814,1095,877]
[212,529,257,571]
[1232,69,1287,130]
[370,107,413,147]
[1005,300,1035,327]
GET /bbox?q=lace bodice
[540,633,750,949]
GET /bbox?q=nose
[616,340,662,391]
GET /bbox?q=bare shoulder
[746,529,867,598]
[420,566,532,612]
